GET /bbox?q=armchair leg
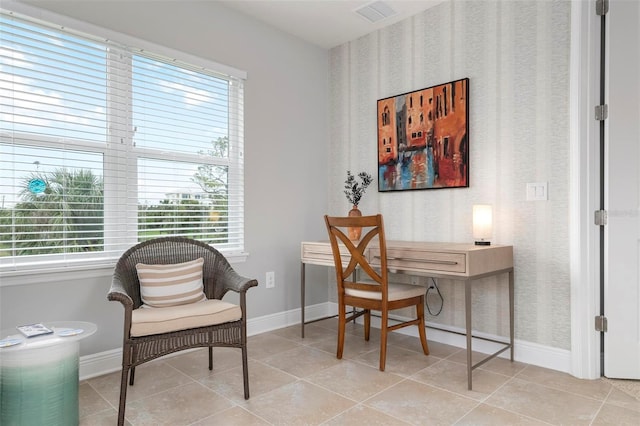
[209,347,213,370]
[129,366,136,386]
[117,366,129,426]
[129,345,137,385]
[242,345,250,400]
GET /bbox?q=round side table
[0,321,97,426]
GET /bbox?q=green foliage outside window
[0,137,231,257]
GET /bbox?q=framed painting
[377,78,469,191]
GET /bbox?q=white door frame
[569,0,602,380]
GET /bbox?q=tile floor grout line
[511,368,614,403]
[188,404,275,426]
[84,380,119,413]
[480,375,599,426]
[479,376,557,426]
[450,399,484,425]
[179,379,244,426]
[249,356,303,382]
[357,376,422,425]
[587,397,609,426]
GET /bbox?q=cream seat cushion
[131,299,242,337]
[346,282,426,301]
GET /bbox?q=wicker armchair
[108,237,258,426]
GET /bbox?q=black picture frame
[377,78,469,191]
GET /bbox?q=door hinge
[594,210,608,226]
[596,0,609,16]
[595,104,608,121]
[595,315,608,332]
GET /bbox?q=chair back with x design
[324,214,388,300]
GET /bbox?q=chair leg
[129,344,137,385]
[337,302,346,359]
[129,366,136,386]
[117,366,130,426]
[209,346,213,370]
[364,309,371,341]
[379,309,389,371]
[241,344,250,400]
[417,298,430,355]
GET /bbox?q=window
[0,11,246,271]
[443,86,448,116]
[382,106,390,126]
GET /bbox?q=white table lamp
[473,204,492,245]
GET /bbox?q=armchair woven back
[113,236,235,309]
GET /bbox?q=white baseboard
[80,348,122,380]
[79,302,571,380]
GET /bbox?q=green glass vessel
[1,343,79,425]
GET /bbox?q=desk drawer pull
[306,250,349,256]
[378,256,458,266]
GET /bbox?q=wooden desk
[300,240,514,390]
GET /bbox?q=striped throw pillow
[136,258,207,308]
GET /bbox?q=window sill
[0,264,116,287]
[0,252,249,287]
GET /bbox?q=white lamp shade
[473,204,493,242]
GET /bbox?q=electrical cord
[425,277,443,316]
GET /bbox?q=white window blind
[0,11,245,272]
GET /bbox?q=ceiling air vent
[355,1,397,23]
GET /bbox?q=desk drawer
[301,242,350,266]
[368,248,466,274]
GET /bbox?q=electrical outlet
[266,271,275,288]
[410,276,420,285]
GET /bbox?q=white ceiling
[218,0,443,49]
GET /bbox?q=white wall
[1,0,575,360]
[0,0,330,355]
[328,0,572,350]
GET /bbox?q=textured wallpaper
[329,0,571,349]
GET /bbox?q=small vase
[348,205,362,241]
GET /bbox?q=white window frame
[0,3,248,280]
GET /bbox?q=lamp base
[474,241,491,246]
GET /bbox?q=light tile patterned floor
[80,319,640,425]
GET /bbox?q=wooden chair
[108,237,258,426]
[324,214,429,371]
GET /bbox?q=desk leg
[465,279,473,390]
[509,269,514,361]
[301,262,306,338]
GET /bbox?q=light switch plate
[526,182,548,201]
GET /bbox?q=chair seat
[131,299,242,337]
[345,282,426,301]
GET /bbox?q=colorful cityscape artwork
[377,78,469,192]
